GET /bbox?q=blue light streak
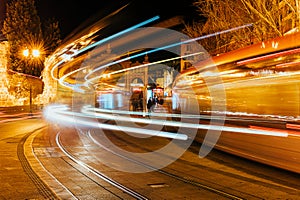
[74,16,160,57]
[84,23,253,81]
[51,16,160,90]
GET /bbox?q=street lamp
[22,48,40,58]
[23,49,29,57]
[32,49,40,58]
[21,47,41,115]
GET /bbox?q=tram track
[85,123,300,199]
[55,131,149,200]
[19,122,144,199]
[59,125,252,200]
[84,128,247,200]
[54,126,244,199]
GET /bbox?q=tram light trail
[44,105,288,139]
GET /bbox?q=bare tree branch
[183,0,300,55]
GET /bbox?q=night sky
[36,0,198,39]
[35,0,130,39]
[1,0,199,39]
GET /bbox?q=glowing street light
[22,48,40,58]
[32,49,40,58]
[23,49,29,57]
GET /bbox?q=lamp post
[22,47,41,115]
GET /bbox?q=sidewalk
[0,119,48,199]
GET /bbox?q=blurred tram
[172,32,300,173]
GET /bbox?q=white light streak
[44,105,288,139]
[44,105,188,140]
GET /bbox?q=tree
[2,0,42,76]
[42,17,61,56]
[2,0,61,77]
[183,0,300,55]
